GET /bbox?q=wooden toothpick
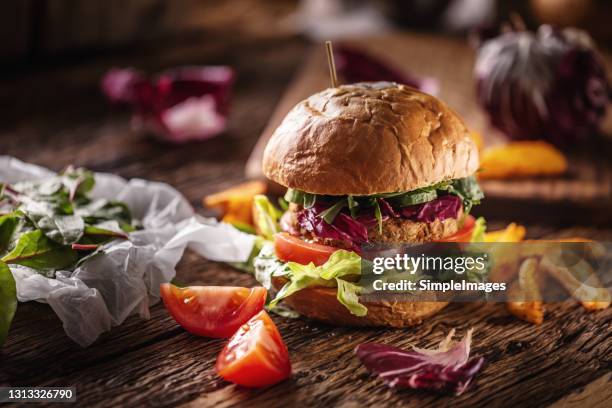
[325,41,338,88]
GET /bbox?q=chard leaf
[0,212,20,252]
[80,223,129,245]
[0,261,17,346]
[26,211,84,245]
[76,199,132,227]
[1,229,78,274]
[61,167,95,201]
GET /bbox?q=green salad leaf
[252,195,282,241]
[283,176,483,226]
[269,250,366,316]
[0,261,17,346]
[335,279,367,316]
[320,200,346,224]
[0,212,20,252]
[445,176,484,214]
[1,230,78,275]
[284,188,316,208]
[470,217,487,243]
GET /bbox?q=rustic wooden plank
[2,228,610,407]
[1,33,610,408]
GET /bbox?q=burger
[254,82,485,327]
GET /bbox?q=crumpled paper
[0,156,255,346]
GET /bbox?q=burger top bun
[263,82,479,195]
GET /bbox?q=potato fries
[506,258,544,324]
[203,180,266,226]
[540,255,611,311]
[479,141,567,179]
[484,223,526,242]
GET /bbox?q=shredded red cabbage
[335,45,439,96]
[400,195,462,223]
[355,329,484,396]
[101,66,234,143]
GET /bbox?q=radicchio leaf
[400,195,462,223]
[297,205,369,251]
[355,329,484,396]
[101,66,234,143]
[335,45,439,95]
[377,198,399,218]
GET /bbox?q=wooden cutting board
[246,32,612,225]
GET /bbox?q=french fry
[540,255,610,311]
[203,180,266,227]
[484,223,526,242]
[203,180,266,208]
[506,258,544,324]
[479,141,567,179]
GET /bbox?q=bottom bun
[272,278,448,327]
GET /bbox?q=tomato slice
[160,284,266,338]
[274,232,337,266]
[216,310,291,387]
[438,215,476,242]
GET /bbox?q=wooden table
[1,32,611,408]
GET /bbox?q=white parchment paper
[0,156,256,346]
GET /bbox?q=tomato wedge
[438,215,476,242]
[274,232,337,266]
[216,310,291,387]
[160,284,266,338]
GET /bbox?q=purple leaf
[377,198,399,218]
[400,195,462,223]
[101,66,235,143]
[296,205,369,251]
[355,329,484,396]
[335,45,439,95]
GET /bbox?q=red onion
[474,25,610,147]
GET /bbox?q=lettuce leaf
[0,261,17,346]
[470,217,487,243]
[252,195,282,241]
[268,250,367,316]
[336,278,367,316]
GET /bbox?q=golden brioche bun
[263,82,479,195]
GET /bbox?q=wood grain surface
[0,30,611,408]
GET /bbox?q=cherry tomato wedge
[216,310,291,387]
[160,284,266,338]
[438,215,476,242]
[274,232,337,266]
